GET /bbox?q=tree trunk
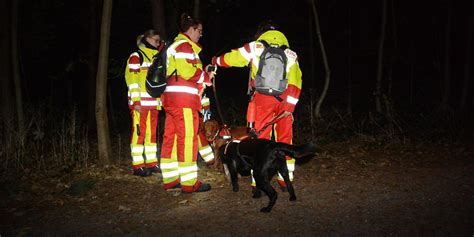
[460,15,473,111]
[88,0,99,130]
[0,0,13,137]
[194,0,200,19]
[346,5,352,116]
[11,0,24,133]
[96,0,113,165]
[440,0,451,111]
[375,0,387,114]
[150,0,167,39]
[310,0,331,119]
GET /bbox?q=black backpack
[254,40,288,99]
[145,41,177,98]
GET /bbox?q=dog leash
[252,111,291,137]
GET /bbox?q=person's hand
[205,64,217,80]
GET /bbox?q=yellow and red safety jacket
[124,45,161,110]
[213,30,302,112]
[161,33,211,111]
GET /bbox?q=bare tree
[375,0,387,114]
[150,0,167,39]
[310,0,330,119]
[460,15,473,111]
[96,0,113,165]
[0,0,13,137]
[87,0,100,130]
[11,0,24,133]
[440,0,451,111]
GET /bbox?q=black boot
[133,167,152,177]
[147,164,161,174]
[195,183,211,192]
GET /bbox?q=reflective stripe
[129,63,140,70]
[162,170,179,178]
[199,146,213,155]
[197,71,205,83]
[132,156,143,163]
[132,147,143,153]
[130,92,140,98]
[141,100,159,106]
[180,172,198,182]
[178,165,198,173]
[287,96,298,105]
[202,153,214,162]
[141,62,153,67]
[278,172,294,180]
[239,46,253,62]
[231,140,241,143]
[217,57,225,66]
[145,146,157,152]
[174,52,194,59]
[165,86,199,95]
[128,83,139,89]
[161,162,179,169]
[287,163,295,171]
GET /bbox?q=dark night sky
[17,0,474,123]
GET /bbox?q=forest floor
[1,138,473,236]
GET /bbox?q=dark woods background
[1,0,473,166]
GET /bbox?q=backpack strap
[136,48,152,66]
[167,40,188,82]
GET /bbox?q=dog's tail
[275,142,318,159]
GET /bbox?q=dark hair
[254,19,278,39]
[180,13,201,32]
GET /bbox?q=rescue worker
[124,30,163,177]
[160,14,215,193]
[212,20,303,193]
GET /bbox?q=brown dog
[202,119,250,171]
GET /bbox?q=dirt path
[1,142,473,236]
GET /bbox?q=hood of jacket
[257,30,289,48]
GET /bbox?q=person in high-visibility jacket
[212,20,303,192]
[160,14,215,193]
[124,30,163,177]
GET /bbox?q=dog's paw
[260,207,272,213]
[289,196,297,201]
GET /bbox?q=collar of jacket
[138,45,158,59]
[257,30,290,48]
[175,32,203,54]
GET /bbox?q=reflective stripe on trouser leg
[199,145,214,163]
[130,110,145,169]
[178,108,200,191]
[161,135,180,189]
[198,131,214,163]
[144,110,158,167]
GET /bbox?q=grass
[1,102,471,175]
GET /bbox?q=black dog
[219,138,317,213]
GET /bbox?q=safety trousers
[250,94,295,188]
[130,109,159,170]
[160,107,204,192]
